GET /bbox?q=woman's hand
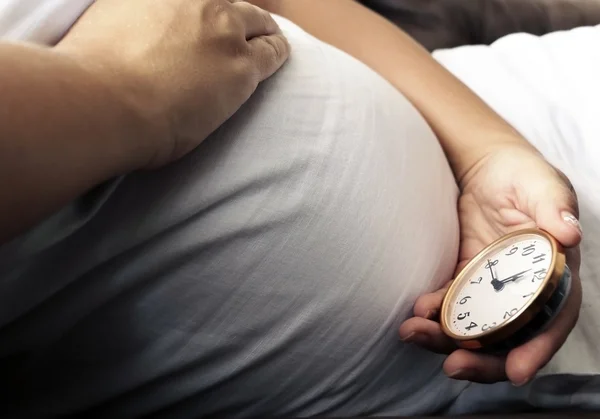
[56,0,290,168]
[398,143,583,386]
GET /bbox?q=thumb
[533,180,582,248]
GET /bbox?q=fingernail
[400,332,416,342]
[448,368,476,380]
[512,377,531,387]
[562,212,583,236]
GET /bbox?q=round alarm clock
[440,228,572,353]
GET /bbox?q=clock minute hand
[499,269,532,284]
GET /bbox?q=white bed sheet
[435,26,600,376]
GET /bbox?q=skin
[402,147,582,385]
[0,0,583,387]
[0,0,289,244]
[249,0,583,386]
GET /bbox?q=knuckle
[240,2,273,29]
[551,166,580,217]
[212,2,244,40]
[210,0,230,17]
[258,7,274,30]
[215,13,235,34]
[554,167,578,199]
[261,35,285,63]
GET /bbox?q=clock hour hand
[499,269,532,284]
[487,259,504,291]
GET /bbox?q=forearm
[0,43,156,243]
[253,0,532,180]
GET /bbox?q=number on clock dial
[449,235,552,337]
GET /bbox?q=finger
[399,317,456,354]
[533,175,582,248]
[248,34,290,81]
[443,349,507,384]
[565,246,582,276]
[412,281,452,319]
[233,1,280,39]
[454,260,469,276]
[505,268,582,386]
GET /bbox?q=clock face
[447,233,553,338]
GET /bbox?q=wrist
[454,135,538,187]
[54,46,171,172]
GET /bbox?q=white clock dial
[448,233,553,337]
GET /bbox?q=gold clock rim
[439,228,566,349]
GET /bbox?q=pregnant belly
[0,14,465,418]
